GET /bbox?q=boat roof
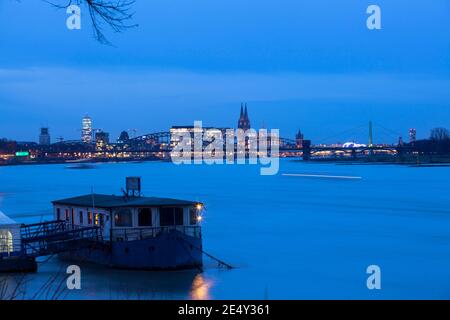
[0,210,20,226]
[52,194,200,209]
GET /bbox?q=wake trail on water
[282,173,362,180]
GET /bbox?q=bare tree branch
[43,0,138,45]
[430,128,450,141]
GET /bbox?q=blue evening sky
[0,0,449,144]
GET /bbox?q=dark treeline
[0,139,18,153]
[406,128,450,155]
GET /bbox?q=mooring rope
[177,237,233,270]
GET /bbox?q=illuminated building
[81,115,93,144]
[409,128,417,144]
[342,142,367,148]
[170,126,199,147]
[170,126,229,148]
[95,130,110,151]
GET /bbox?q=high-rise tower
[409,128,417,144]
[39,127,51,145]
[237,103,251,131]
[82,114,93,144]
[368,121,373,147]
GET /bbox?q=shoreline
[3,155,450,168]
[0,157,167,167]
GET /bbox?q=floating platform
[0,177,209,273]
[51,181,204,270]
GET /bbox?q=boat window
[160,207,184,226]
[115,209,133,227]
[138,208,152,227]
[56,208,61,220]
[79,211,84,224]
[0,230,13,254]
[88,212,93,225]
[65,209,70,221]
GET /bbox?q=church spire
[237,103,251,131]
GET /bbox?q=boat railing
[112,225,201,241]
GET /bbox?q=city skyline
[0,106,437,146]
[1,1,450,143]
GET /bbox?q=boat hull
[0,256,37,273]
[58,232,203,270]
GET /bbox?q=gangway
[1,220,105,272]
[20,220,105,258]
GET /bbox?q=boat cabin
[51,194,203,241]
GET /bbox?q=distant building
[237,103,251,131]
[81,115,93,144]
[39,127,51,145]
[342,142,367,148]
[170,126,229,148]
[0,139,17,156]
[170,126,201,147]
[95,130,110,150]
[409,128,417,144]
[117,131,130,144]
[295,130,304,148]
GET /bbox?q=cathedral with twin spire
[237,103,251,131]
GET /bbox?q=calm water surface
[1,160,450,299]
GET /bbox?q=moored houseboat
[51,177,204,270]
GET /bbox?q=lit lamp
[195,203,203,223]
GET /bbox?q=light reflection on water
[1,160,450,299]
[1,258,208,300]
[189,274,213,300]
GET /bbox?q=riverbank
[0,156,167,167]
[307,154,450,165]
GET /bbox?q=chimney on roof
[125,176,141,197]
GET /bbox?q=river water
[1,160,450,299]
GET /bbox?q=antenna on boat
[91,186,96,215]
